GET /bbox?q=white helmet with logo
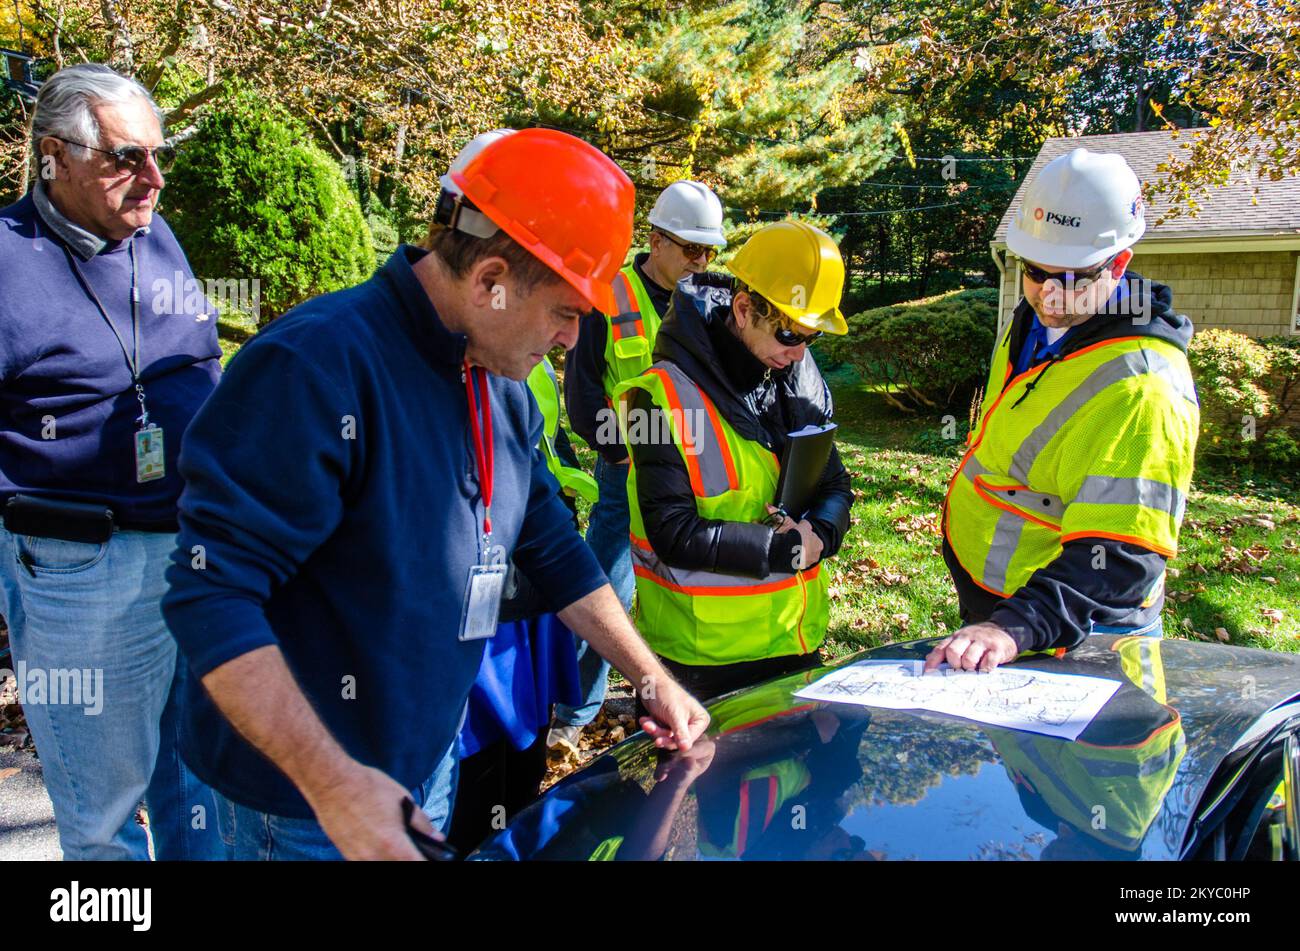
[648,180,727,247]
[1006,148,1146,269]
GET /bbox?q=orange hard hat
[452,128,634,315]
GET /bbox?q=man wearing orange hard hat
[162,129,709,860]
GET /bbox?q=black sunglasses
[774,323,823,347]
[1022,256,1115,291]
[655,229,717,262]
[56,137,176,174]
[748,291,822,346]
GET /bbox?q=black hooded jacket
[626,272,853,579]
[943,271,1197,652]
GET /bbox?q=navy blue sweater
[162,246,607,818]
[0,189,221,526]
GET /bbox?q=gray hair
[30,63,163,174]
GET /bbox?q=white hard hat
[1006,148,1146,269]
[648,180,727,247]
[439,128,516,196]
[436,128,515,238]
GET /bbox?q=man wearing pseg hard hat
[554,179,727,749]
[163,128,709,860]
[929,148,1200,675]
[615,220,854,702]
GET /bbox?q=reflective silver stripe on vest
[983,509,1025,593]
[1008,349,1196,484]
[653,362,734,497]
[610,274,642,340]
[1074,475,1186,521]
[632,539,797,591]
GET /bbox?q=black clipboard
[771,423,837,521]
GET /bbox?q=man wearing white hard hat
[928,148,1200,674]
[555,180,727,749]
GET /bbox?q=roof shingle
[993,130,1300,243]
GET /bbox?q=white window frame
[1292,254,1300,335]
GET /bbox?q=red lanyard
[463,362,494,535]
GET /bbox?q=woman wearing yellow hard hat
[613,220,853,703]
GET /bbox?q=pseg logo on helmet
[1033,207,1082,228]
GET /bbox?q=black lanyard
[62,239,151,427]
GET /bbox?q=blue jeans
[217,749,454,860]
[216,792,344,861]
[420,735,461,835]
[0,526,222,860]
[555,457,634,727]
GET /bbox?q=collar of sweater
[379,244,469,372]
[31,180,148,261]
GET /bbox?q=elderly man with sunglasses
[553,180,726,748]
[0,64,222,859]
[615,221,854,703]
[930,148,1199,674]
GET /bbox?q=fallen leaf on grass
[1214,627,1231,643]
[1260,608,1285,626]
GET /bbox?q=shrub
[822,287,998,413]
[1187,329,1300,467]
[162,92,374,325]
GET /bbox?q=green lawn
[563,362,1300,658]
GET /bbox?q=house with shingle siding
[992,130,1300,339]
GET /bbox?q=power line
[726,200,965,218]
[641,105,1035,163]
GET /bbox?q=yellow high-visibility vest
[616,361,829,666]
[944,325,1199,602]
[600,264,662,400]
[526,357,598,504]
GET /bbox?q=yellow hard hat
[726,220,847,335]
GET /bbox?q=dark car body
[471,636,1300,861]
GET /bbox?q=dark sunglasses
[1022,256,1114,291]
[57,137,176,174]
[656,229,717,262]
[774,323,823,347]
[748,292,822,346]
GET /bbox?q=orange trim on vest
[611,272,645,339]
[718,702,819,736]
[1075,705,1182,751]
[698,388,739,491]
[645,367,705,496]
[971,478,1061,532]
[631,563,822,597]
[1060,530,1176,558]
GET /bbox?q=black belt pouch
[3,494,115,544]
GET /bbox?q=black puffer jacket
[626,272,853,579]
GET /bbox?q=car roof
[473,636,1300,861]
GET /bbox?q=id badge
[134,425,165,483]
[459,563,506,641]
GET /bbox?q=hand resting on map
[924,622,1019,673]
